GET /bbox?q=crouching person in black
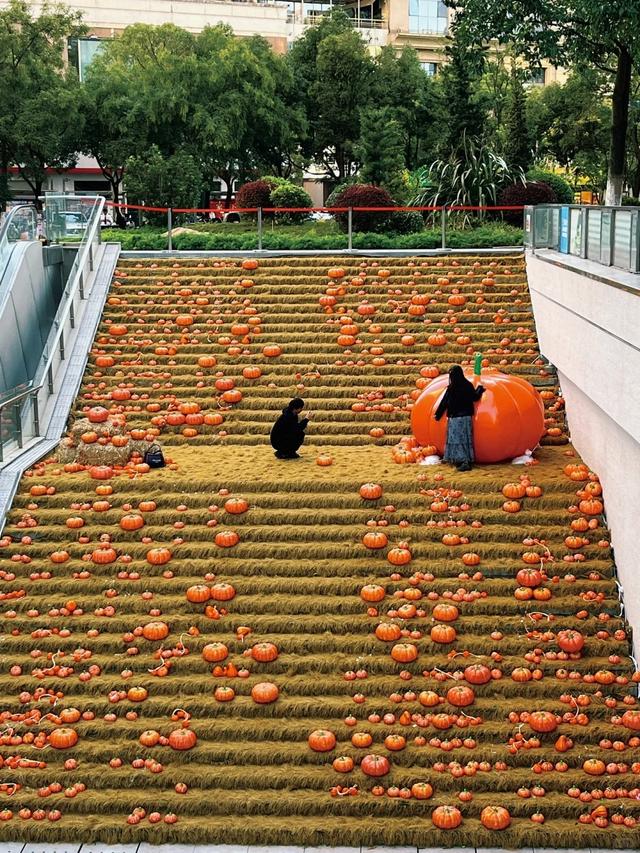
[270,397,311,459]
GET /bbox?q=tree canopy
[447,0,640,202]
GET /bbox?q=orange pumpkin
[251,682,279,704]
[411,368,545,463]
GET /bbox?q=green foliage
[332,184,395,233]
[497,180,556,224]
[526,70,610,192]
[310,28,372,180]
[371,46,444,169]
[448,0,640,202]
[526,168,574,204]
[386,210,425,235]
[476,59,512,150]
[286,9,359,179]
[357,107,406,200]
[85,23,304,208]
[503,70,532,172]
[124,145,202,220]
[0,0,85,207]
[102,221,522,251]
[439,32,487,155]
[410,134,525,223]
[269,183,313,224]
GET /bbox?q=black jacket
[435,380,484,420]
[270,407,309,450]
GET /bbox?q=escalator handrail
[0,196,104,421]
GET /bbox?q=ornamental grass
[0,254,637,847]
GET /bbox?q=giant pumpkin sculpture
[410,365,544,464]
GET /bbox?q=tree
[503,68,532,172]
[192,27,306,204]
[357,107,406,200]
[527,70,610,192]
[287,10,374,181]
[0,0,84,208]
[476,58,512,148]
[438,33,487,156]
[14,73,84,209]
[82,23,302,210]
[372,46,444,169]
[447,0,640,203]
[125,145,201,221]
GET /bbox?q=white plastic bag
[419,455,442,465]
[511,449,533,465]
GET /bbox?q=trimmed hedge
[526,169,574,205]
[102,223,523,251]
[497,181,556,225]
[332,184,395,233]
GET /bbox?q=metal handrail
[38,196,103,369]
[0,203,38,243]
[0,203,39,283]
[0,382,34,409]
[0,194,104,464]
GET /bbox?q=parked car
[60,211,88,236]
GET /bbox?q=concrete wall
[14,0,290,47]
[526,251,640,644]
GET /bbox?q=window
[68,37,106,82]
[409,0,448,34]
[528,67,546,86]
[420,61,438,76]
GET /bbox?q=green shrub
[270,183,313,224]
[497,181,556,225]
[101,221,521,251]
[387,209,424,235]
[332,184,395,233]
[622,195,640,206]
[526,169,574,204]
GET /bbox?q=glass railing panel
[586,209,602,261]
[613,210,632,269]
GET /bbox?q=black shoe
[457,462,472,472]
[275,451,285,459]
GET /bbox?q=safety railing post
[348,207,353,252]
[441,206,447,251]
[530,207,536,255]
[32,392,40,437]
[257,208,263,251]
[13,402,22,449]
[167,208,173,252]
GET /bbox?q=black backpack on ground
[144,444,165,468]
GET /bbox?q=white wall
[13,0,290,39]
[527,252,640,646]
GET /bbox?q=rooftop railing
[525,204,640,274]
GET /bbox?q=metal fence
[524,204,640,273]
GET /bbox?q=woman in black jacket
[434,366,485,471]
[270,398,311,459]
